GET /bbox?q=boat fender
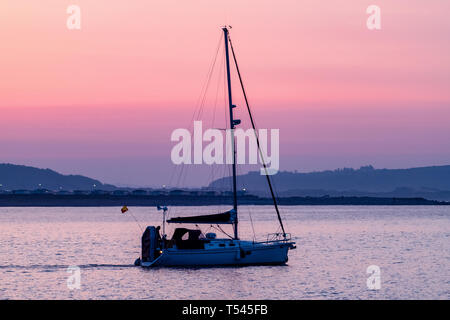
[240,248,246,258]
[134,258,141,266]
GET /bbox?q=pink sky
[1,1,449,187]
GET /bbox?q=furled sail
[167,209,236,224]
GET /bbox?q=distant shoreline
[0,194,448,207]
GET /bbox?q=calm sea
[0,205,448,299]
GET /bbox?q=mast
[223,26,239,240]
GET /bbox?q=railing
[252,233,292,244]
[267,232,291,242]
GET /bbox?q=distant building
[73,190,89,195]
[12,190,31,195]
[57,190,71,195]
[199,191,218,196]
[112,190,129,196]
[90,190,111,195]
[32,189,52,194]
[131,189,148,196]
[169,189,191,196]
[149,190,168,196]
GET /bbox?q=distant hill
[0,163,116,191]
[3,163,450,201]
[208,165,450,201]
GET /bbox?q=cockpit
[168,228,210,249]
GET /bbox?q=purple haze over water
[0,205,449,299]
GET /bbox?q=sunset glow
[1,0,449,186]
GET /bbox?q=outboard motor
[141,226,159,262]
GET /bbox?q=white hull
[140,240,295,267]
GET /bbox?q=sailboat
[135,27,296,267]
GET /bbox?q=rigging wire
[192,32,224,123]
[228,35,287,238]
[122,208,144,233]
[223,52,233,196]
[166,31,234,239]
[164,32,224,234]
[163,30,289,241]
[194,33,223,123]
[207,46,226,198]
[242,193,257,242]
[213,224,234,239]
[171,32,224,195]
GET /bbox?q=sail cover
[167,209,236,224]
